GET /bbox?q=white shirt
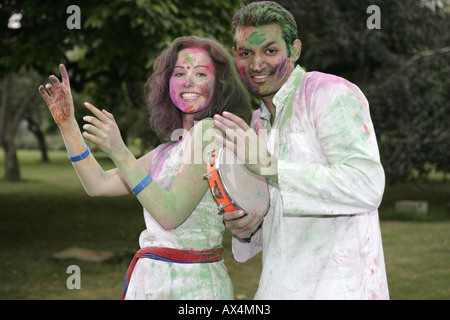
[233,66,389,300]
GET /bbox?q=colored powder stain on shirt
[240,67,388,299]
[280,144,287,158]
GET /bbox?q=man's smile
[250,74,271,83]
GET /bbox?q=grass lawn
[0,150,449,299]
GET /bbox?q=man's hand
[213,111,278,180]
[223,209,264,241]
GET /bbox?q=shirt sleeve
[231,228,263,262]
[278,76,385,216]
[231,108,265,262]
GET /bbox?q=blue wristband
[68,146,91,162]
[132,174,153,195]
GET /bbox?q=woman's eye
[197,72,207,77]
[174,72,184,77]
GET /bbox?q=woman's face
[169,48,216,114]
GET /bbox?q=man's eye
[240,51,251,57]
[266,49,277,54]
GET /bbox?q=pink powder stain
[169,48,216,114]
[185,105,195,113]
[364,124,370,135]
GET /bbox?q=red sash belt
[121,247,223,300]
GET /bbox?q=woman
[39,36,253,299]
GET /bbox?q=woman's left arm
[83,103,218,230]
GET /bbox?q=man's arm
[277,79,385,216]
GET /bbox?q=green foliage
[1,0,244,153]
[1,0,241,72]
[1,0,449,183]
[278,0,450,184]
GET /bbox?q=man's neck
[262,94,276,126]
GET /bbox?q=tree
[277,0,450,183]
[0,71,44,181]
[0,0,244,181]
[2,0,448,184]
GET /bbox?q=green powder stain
[280,144,287,158]
[246,30,267,47]
[184,53,194,62]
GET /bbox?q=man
[213,1,389,299]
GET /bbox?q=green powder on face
[246,30,267,47]
[184,53,194,63]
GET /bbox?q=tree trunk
[1,72,41,181]
[26,116,49,162]
[0,73,21,181]
[2,133,21,181]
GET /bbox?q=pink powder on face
[184,105,196,113]
[169,48,216,114]
[272,57,288,80]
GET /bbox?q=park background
[0,0,448,300]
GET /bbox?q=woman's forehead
[176,48,213,66]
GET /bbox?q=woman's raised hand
[82,102,128,162]
[39,64,74,126]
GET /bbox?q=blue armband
[68,146,91,162]
[132,174,153,195]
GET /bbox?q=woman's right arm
[39,64,152,197]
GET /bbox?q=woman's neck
[182,113,196,131]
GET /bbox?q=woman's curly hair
[147,36,253,142]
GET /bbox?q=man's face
[234,24,299,97]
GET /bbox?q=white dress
[125,124,233,300]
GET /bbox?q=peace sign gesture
[39,64,74,126]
